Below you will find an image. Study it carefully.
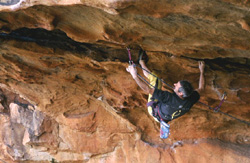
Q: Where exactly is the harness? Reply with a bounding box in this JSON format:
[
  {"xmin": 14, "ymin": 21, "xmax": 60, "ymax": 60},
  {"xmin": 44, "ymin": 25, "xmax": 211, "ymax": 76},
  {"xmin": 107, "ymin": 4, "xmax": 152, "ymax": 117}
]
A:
[{"xmin": 147, "ymin": 100, "xmax": 185, "ymax": 123}]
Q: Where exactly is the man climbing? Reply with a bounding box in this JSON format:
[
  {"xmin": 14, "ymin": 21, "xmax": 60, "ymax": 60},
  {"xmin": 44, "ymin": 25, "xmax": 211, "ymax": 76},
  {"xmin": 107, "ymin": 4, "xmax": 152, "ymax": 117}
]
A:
[{"xmin": 126, "ymin": 49, "xmax": 205, "ymax": 139}]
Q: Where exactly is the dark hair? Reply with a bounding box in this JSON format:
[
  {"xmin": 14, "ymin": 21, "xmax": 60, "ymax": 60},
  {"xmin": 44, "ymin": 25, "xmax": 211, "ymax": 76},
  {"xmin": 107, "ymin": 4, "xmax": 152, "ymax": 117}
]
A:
[{"xmin": 178, "ymin": 80, "xmax": 194, "ymax": 98}]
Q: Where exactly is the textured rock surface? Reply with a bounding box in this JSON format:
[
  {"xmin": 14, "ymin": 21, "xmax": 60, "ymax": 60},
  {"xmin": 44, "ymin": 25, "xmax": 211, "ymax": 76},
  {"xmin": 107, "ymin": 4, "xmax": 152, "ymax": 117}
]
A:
[{"xmin": 0, "ymin": 0, "xmax": 250, "ymax": 162}]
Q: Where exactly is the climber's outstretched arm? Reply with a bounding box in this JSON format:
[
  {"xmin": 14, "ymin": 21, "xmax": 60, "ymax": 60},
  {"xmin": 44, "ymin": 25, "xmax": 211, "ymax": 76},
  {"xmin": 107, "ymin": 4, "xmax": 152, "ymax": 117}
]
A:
[
  {"xmin": 139, "ymin": 60, "xmax": 151, "ymax": 78},
  {"xmin": 126, "ymin": 64, "xmax": 154, "ymax": 95},
  {"xmin": 196, "ymin": 61, "xmax": 205, "ymax": 94}
]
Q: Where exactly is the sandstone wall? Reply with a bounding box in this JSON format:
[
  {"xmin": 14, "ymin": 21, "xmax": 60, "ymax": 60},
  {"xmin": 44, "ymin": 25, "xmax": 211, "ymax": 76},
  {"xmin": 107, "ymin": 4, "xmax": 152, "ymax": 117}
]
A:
[{"xmin": 0, "ymin": 0, "xmax": 249, "ymax": 162}]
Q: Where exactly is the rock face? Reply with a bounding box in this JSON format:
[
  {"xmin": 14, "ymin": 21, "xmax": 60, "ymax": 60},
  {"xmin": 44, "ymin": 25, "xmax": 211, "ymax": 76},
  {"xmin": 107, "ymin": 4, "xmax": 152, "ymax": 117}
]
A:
[{"xmin": 0, "ymin": 0, "xmax": 249, "ymax": 162}]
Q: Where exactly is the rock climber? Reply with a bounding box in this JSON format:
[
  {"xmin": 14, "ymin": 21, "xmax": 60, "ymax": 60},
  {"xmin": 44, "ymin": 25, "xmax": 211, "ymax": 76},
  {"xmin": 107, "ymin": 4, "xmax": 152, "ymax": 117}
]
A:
[{"xmin": 126, "ymin": 49, "xmax": 205, "ymax": 138}]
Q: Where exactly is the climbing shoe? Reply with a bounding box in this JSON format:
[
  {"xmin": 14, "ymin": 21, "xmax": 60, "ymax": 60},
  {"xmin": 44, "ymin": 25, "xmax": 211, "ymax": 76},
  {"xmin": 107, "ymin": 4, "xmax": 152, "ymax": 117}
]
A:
[
  {"xmin": 138, "ymin": 48, "xmax": 149, "ymax": 64},
  {"xmin": 160, "ymin": 120, "xmax": 170, "ymax": 139}
]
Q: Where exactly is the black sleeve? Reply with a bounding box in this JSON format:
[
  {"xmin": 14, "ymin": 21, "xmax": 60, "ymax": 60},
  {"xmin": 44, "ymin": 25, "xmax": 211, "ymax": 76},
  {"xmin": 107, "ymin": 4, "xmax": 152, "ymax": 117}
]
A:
[
  {"xmin": 193, "ymin": 91, "xmax": 200, "ymax": 103},
  {"xmin": 152, "ymin": 89, "xmax": 171, "ymax": 103}
]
